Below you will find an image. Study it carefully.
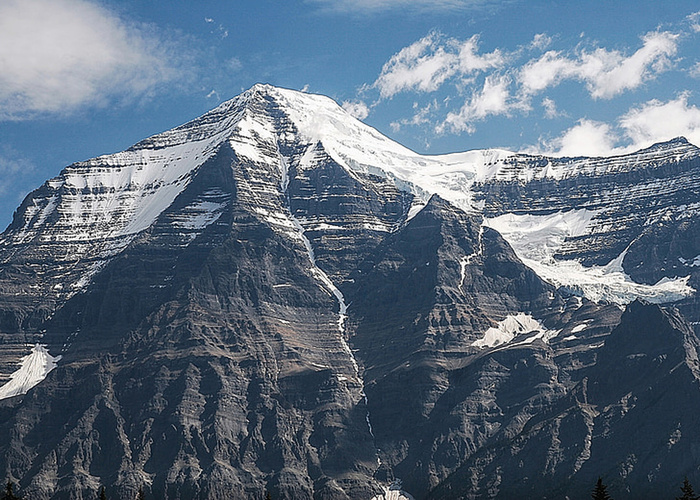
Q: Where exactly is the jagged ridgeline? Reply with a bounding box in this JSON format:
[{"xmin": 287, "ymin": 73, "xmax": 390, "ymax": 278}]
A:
[{"xmin": 0, "ymin": 85, "xmax": 699, "ymax": 499}]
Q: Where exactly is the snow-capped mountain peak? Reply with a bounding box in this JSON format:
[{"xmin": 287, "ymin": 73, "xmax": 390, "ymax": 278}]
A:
[{"xmin": 2, "ymin": 84, "xmax": 699, "ymax": 308}]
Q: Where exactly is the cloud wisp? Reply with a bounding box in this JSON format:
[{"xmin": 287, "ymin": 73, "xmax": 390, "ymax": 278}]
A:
[
  {"xmin": 307, "ymin": 0, "xmax": 505, "ymax": 14},
  {"xmin": 0, "ymin": 0, "xmax": 184, "ymax": 120},
  {"xmin": 440, "ymin": 75, "xmax": 518, "ymax": 133}
]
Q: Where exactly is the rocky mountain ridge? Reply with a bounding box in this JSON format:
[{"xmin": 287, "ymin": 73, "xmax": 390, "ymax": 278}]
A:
[{"xmin": 0, "ymin": 85, "xmax": 698, "ymax": 499}]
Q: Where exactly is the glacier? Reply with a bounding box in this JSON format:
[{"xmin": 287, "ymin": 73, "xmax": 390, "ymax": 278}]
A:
[{"xmin": 485, "ymin": 210, "xmax": 695, "ymax": 304}]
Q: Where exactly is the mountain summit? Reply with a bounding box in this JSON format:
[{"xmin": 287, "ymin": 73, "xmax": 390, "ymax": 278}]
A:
[{"xmin": 0, "ymin": 85, "xmax": 699, "ymax": 499}]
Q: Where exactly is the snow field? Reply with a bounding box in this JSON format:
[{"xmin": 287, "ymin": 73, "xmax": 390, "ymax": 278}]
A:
[
  {"xmin": 0, "ymin": 344, "xmax": 62, "ymax": 400},
  {"xmin": 472, "ymin": 313, "xmax": 559, "ymax": 348}
]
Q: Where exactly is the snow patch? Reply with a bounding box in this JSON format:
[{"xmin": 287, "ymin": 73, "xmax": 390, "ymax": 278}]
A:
[
  {"xmin": 0, "ymin": 344, "xmax": 62, "ymax": 400},
  {"xmin": 571, "ymin": 322, "xmax": 590, "ymax": 333},
  {"xmin": 486, "ymin": 209, "xmax": 597, "ymax": 263},
  {"xmin": 459, "ymin": 226, "xmax": 484, "ymax": 293},
  {"xmin": 371, "ymin": 480, "xmax": 415, "ymax": 500},
  {"xmin": 172, "ymin": 200, "xmax": 227, "ymax": 231},
  {"xmin": 405, "ymin": 201, "xmax": 427, "ymax": 222},
  {"xmin": 472, "ymin": 313, "xmax": 557, "ymax": 348},
  {"xmin": 679, "ymin": 255, "xmax": 700, "ymax": 267},
  {"xmin": 485, "ymin": 210, "xmax": 695, "ymax": 304}
]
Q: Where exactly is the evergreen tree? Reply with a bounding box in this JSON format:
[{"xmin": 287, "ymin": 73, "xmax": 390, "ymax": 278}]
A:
[
  {"xmin": 1, "ymin": 481, "xmax": 20, "ymax": 500},
  {"xmin": 591, "ymin": 477, "xmax": 612, "ymax": 500},
  {"xmin": 137, "ymin": 487, "xmax": 145, "ymax": 500},
  {"xmin": 265, "ymin": 491, "xmax": 272, "ymax": 500},
  {"xmin": 677, "ymin": 477, "xmax": 699, "ymax": 500},
  {"xmin": 99, "ymin": 486, "xmax": 107, "ymax": 500}
]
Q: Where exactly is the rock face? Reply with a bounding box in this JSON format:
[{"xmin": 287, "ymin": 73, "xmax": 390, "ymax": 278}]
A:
[
  {"xmin": 473, "ymin": 137, "xmax": 700, "ymax": 268},
  {"xmin": 0, "ymin": 85, "xmax": 699, "ymax": 499},
  {"xmin": 424, "ymin": 299, "xmax": 700, "ymax": 499}
]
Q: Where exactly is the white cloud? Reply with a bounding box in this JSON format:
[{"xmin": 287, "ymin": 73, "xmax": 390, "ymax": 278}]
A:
[
  {"xmin": 584, "ymin": 31, "xmax": 678, "ymax": 99},
  {"xmin": 541, "ymin": 97, "xmax": 560, "ymax": 119},
  {"xmin": 440, "ymin": 75, "xmax": 515, "ymax": 133},
  {"xmin": 373, "ymin": 33, "xmax": 504, "ymax": 99},
  {"xmin": 455, "ymin": 36, "xmax": 505, "ymax": 73},
  {"xmin": 518, "ymin": 31, "xmax": 679, "ymax": 99},
  {"xmin": 0, "ymin": 0, "xmax": 181, "ymax": 120},
  {"xmin": 619, "ymin": 93, "xmax": 700, "ymax": 149},
  {"xmin": 538, "ymin": 119, "xmax": 620, "ymax": 157},
  {"xmin": 342, "ymin": 100, "xmax": 370, "ymax": 120},
  {"xmin": 391, "ymin": 100, "xmax": 440, "ymax": 131},
  {"xmin": 374, "ymin": 33, "xmax": 456, "ymax": 98},
  {"xmin": 687, "ymin": 11, "xmax": 700, "ymax": 33},
  {"xmin": 532, "ymin": 94, "xmax": 700, "ymax": 157},
  {"xmin": 530, "ymin": 33, "xmax": 552, "ymax": 51},
  {"xmin": 363, "ymin": 20, "xmax": 689, "ymax": 141},
  {"xmin": 519, "ymin": 50, "xmax": 579, "ymax": 94},
  {"xmin": 690, "ymin": 62, "xmax": 700, "ymax": 79}
]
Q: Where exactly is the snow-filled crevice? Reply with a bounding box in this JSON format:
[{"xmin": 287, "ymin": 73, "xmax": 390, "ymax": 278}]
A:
[
  {"xmin": 459, "ymin": 225, "xmax": 484, "ymax": 294},
  {"xmin": 288, "ymin": 195, "xmax": 379, "ymax": 453},
  {"xmin": 289, "ymin": 215, "xmax": 349, "ymax": 334},
  {"xmin": 278, "ymin": 148, "xmax": 381, "ymax": 464},
  {"xmin": 0, "ymin": 344, "xmax": 62, "ymax": 400}
]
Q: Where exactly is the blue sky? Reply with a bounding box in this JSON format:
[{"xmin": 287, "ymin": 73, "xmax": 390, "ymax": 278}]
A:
[{"xmin": 1, "ymin": 0, "xmax": 700, "ymax": 229}]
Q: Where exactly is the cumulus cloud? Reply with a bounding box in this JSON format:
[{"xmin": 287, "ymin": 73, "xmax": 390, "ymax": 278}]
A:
[
  {"xmin": 0, "ymin": 0, "xmax": 182, "ymax": 120},
  {"xmin": 374, "ymin": 33, "xmax": 457, "ymax": 98},
  {"xmin": 519, "ymin": 50, "xmax": 578, "ymax": 95},
  {"xmin": 359, "ymin": 11, "xmax": 696, "ymax": 144},
  {"xmin": 532, "ymin": 94, "xmax": 700, "ymax": 157},
  {"xmin": 536, "ymin": 119, "xmax": 620, "ymax": 157},
  {"xmin": 373, "ymin": 32, "xmax": 504, "ymax": 99},
  {"xmin": 456, "ymin": 36, "xmax": 505, "ymax": 73},
  {"xmin": 518, "ymin": 31, "xmax": 679, "ymax": 99},
  {"xmin": 585, "ymin": 31, "xmax": 678, "ymax": 99},
  {"xmin": 619, "ymin": 93, "xmax": 700, "ymax": 149}
]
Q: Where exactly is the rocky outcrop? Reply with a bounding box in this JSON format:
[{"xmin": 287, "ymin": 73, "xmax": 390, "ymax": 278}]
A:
[
  {"xmin": 345, "ymin": 195, "xmax": 612, "ymax": 498},
  {"xmin": 427, "ymin": 300, "xmax": 700, "ymax": 499}
]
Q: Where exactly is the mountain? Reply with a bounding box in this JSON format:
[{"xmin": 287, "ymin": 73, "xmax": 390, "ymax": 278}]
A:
[{"xmin": 0, "ymin": 84, "xmax": 699, "ymax": 499}]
